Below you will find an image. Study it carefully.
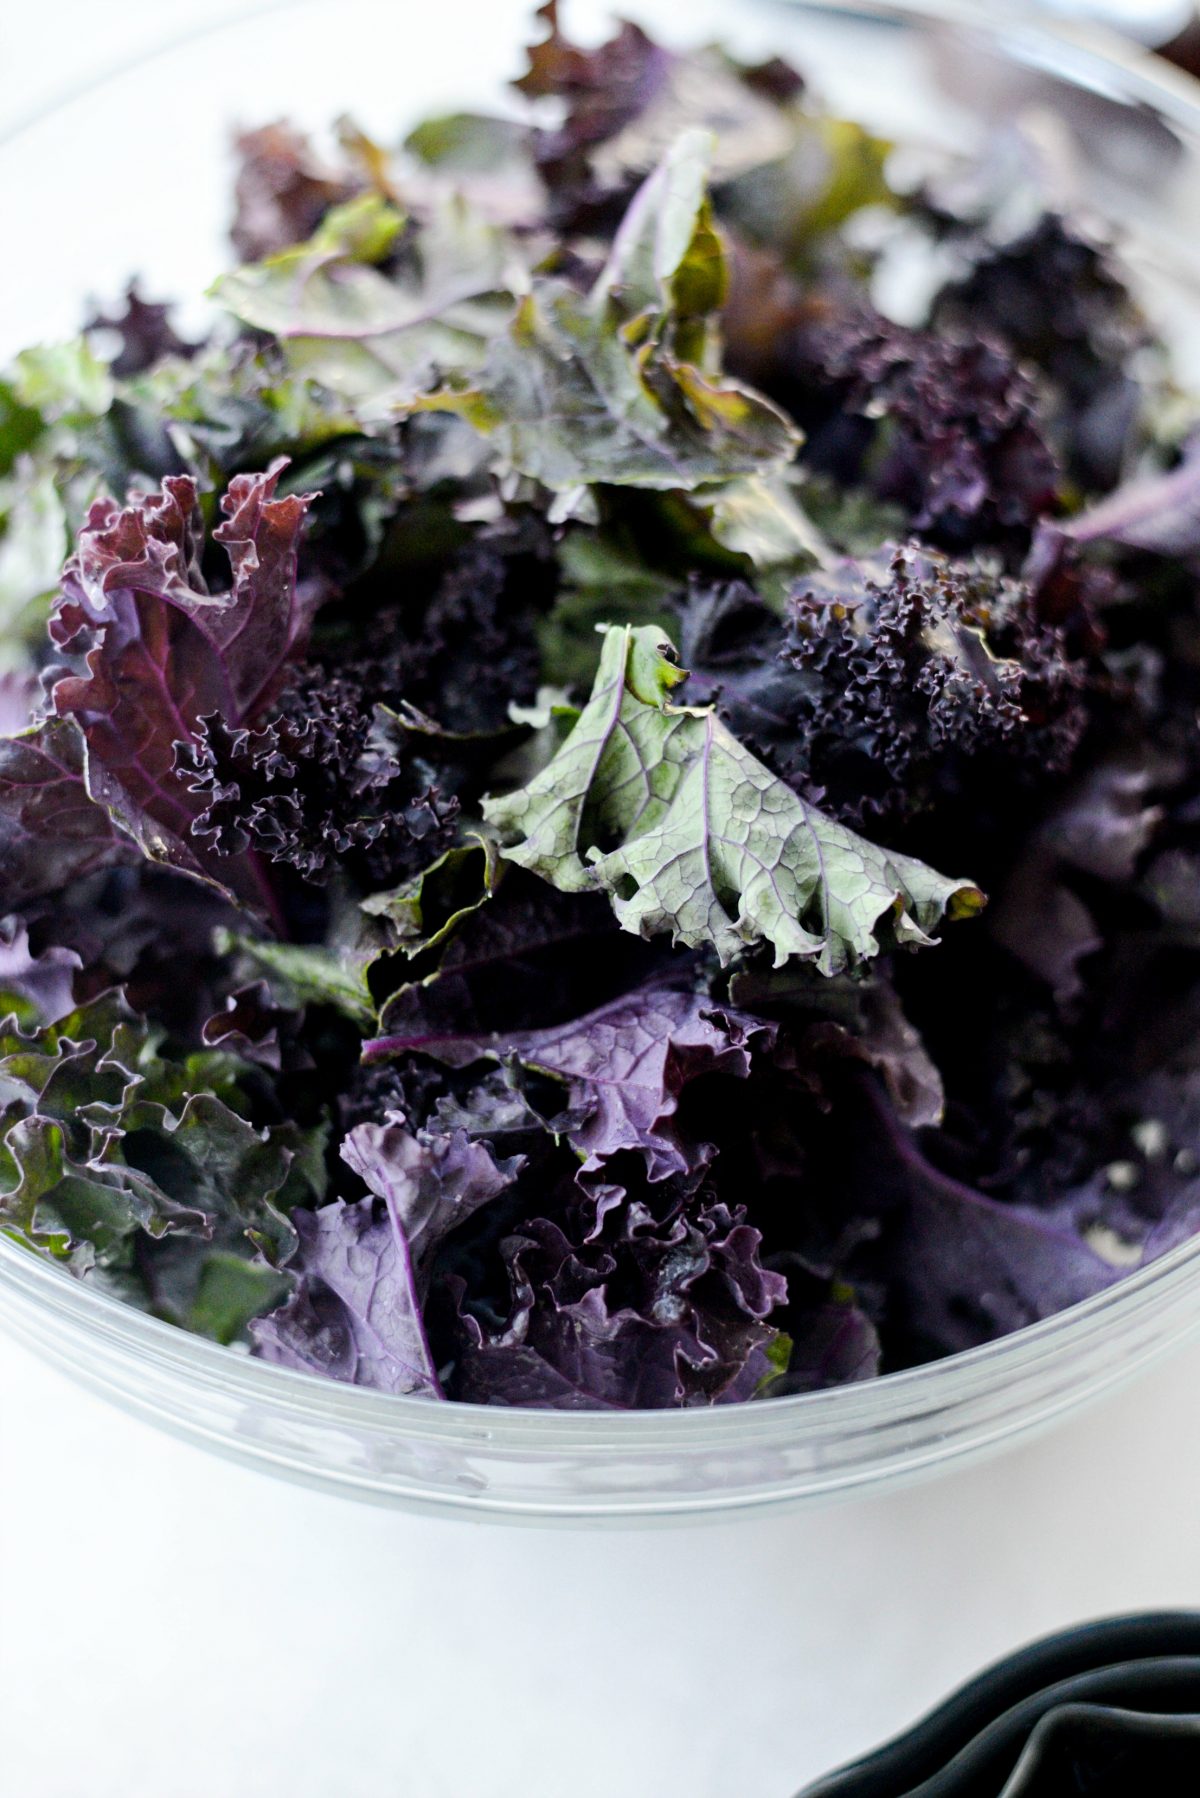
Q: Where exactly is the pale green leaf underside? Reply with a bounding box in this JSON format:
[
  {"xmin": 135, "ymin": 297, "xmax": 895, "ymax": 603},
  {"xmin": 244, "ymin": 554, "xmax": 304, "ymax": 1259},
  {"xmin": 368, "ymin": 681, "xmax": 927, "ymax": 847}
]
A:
[{"xmin": 482, "ymin": 625, "xmax": 983, "ymax": 974}]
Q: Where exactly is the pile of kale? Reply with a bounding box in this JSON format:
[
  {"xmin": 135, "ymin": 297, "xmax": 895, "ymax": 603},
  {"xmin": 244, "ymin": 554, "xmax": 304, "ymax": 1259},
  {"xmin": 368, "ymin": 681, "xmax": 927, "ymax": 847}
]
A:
[{"xmin": 2, "ymin": 4, "xmax": 1200, "ymax": 1408}]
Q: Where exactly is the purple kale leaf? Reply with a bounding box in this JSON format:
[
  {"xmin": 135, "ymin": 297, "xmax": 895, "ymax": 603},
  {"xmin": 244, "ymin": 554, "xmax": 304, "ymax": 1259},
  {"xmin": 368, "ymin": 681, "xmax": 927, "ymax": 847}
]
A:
[
  {"xmin": 1054, "ymin": 435, "xmax": 1200, "ymax": 560},
  {"xmin": 414, "ymin": 532, "xmax": 549, "ymax": 738},
  {"xmin": 230, "ymin": 121, "xmax": 358, "ymax": 262},
  {"xmin": 837, "ymin": 1078, "xmax": 1121, "ymax": 1361},
  {"xmin": 252, "ymin": 1115, "xmax": 520, "ymax": 1394},
  {"xmin": 372, "ymin": 870, "xmax": 665, "ymax": 1049},
  {"xmin": 786, "ymin": 306, "xmax": 1060, "ymax": 552},
  {"xmin": 359, "ymin": 973, "xmax": 795, "ymax": 1406},
  {"xmin": 54, "ymin": 462, "xmax": 317, "ymax": 715},
  {"xmin": 729, "ymin": 962, "xmax": 945, "ymax": 1129},
  {"xmin": 931, "ymin": 214, "xmax": 1147, "ymax": 492},
  {"xmin": 250, "ymin": 1201, "xmax": 440, "ymax": 1395},
  {"xmin": 988, "ymin": 752, "xmax": 1166, "ymax": 1000},
  {"xmin": 0, "ymin": 715, "xmax": 133, "ymax": 909},
  {"xmin": 513, "ymin": 2, "xmax": 802, "ymax": 238},
  {"xmin": 769, "ymin": 1298, "xmax": 881, "ymax": 1395},
  {"xmin": 20, "ymin": 861, "xmax": 245, "ymax": 1044},
  {"xmin": 369, "ymin": 983, "xmax": 775, "ymax": 1182},
  {"xmin": 201, "ymin": 980, "xmax": 306, "ymax": 1073},
  {"xmin": 680, "ymin": 546, "xmax": 1088, "ymax": 831},
  {"xmin": 451, "ymin": 1188, "xmax": 787, "ymax": 1409},
  {"xmin": 513, "ymin": 2, "xmax": 681, "ymax": 230},
  {"xmin": 0, "ymin": 914, "xmax": 80, "ymax": 1026},
  {"xmin": 178, "ymin": 522, "xmax": 547, "ymax": 890},
  {"xmin": 41, "ymin": 464, "xmax": 318, "ymax": 910},
  {"xmin": 342, "ymin": 1116, "xmax": 521, "ymax": 1269},
  {"xmin": 86, "ymin": 283, "xmax": 199, "ymax": 379},
  {"xmin": 783, "ymin": 546, "xmax": 1088, "ymax": 819},
  {"xmin": 180, "ymin": 670, "xmax": 460, "ymax": 889},
  {"xmin": 251, "ymin": 1196, "xmax": 440, "ymax": 1393}
]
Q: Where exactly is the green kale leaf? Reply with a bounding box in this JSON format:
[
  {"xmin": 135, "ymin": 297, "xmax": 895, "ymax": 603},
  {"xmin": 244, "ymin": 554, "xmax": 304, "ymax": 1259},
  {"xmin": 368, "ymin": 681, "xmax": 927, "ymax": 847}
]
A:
[
  {"xmin": 211, "ymin": 192, "xmax": 521, "ymax": 415},
  {"xmin": 422, "ymin": 130, "xmax": 799, "ymax": 497},
  {"xmin": 482, "ymin": 624, "xmax": 983, "ymax": 973},
  {"xmin": 0, "ymin": 991, "xmax": 313, "ymax": 1277}
]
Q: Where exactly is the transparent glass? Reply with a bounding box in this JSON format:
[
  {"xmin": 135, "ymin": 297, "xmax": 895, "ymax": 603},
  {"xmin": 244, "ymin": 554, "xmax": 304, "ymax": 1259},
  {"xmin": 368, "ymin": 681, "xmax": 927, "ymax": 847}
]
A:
[{"xmin": 4, "ymin": 0, "xmax": 1200, "ymax": 1521}]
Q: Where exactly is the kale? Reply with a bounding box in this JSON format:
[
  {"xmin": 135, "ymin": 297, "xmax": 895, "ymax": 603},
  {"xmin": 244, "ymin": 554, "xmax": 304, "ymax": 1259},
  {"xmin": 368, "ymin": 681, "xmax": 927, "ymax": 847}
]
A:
[
  {"xmin": 932, "ymin": 214, "xmax": 1148, "ymax": 491},
  {"xmin": 681, "ymin": 544, "xmax": 1089, "ymax": 830},
  {"xmin": 783, "ymin": 306, "xmax": 1061, "ymax": 553},
  {"xmin": 1, "ymin": 10, "xmax": 1197, "ymax": 1411},
  {"xmin": 180, "ymin": 668, "xmax": 461, "ymax": 889},
  {"xmin": 230, "ymin": 121, "xmax": 359, "ymax": 262}
]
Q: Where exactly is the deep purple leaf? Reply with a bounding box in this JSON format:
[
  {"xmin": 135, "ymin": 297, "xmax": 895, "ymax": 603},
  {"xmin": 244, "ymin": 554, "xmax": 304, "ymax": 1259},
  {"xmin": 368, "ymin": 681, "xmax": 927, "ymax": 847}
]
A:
[
  {"xmin": 783, "ymin": 1300, "xmax": 881, "ymax": 1393},
  {"xmin": 45, "ymin": 464, "xmax": 316, "ymax": 908},
  {"xmin": 0, "ymin": 716, "xmax": 132, "ymax": 909},
  {"xmin": 989, "ymin": 754, "xmax": 1165, "ymax": 998},
  {"xmin": 369, "ymin": 983, "xmax": 776, "ymax": 1180},
  {"xmin": 373, "ymin": 873, "xmax": 662, "ymax": 1047},
  {"xmin": 453, "ymin": 1201, "xmax": 787, "ymax": 1409},
  {"xmin": 858, "ymin": 1082, "xmax": 1120, "ymax": 1357},
  {"xmin": 340, "ymin": 1113, "xmax": 521, "ymax": 1272},
  {"xmin": 0, "ymin": 914, "xmax": 80, "ymax": 1024}
]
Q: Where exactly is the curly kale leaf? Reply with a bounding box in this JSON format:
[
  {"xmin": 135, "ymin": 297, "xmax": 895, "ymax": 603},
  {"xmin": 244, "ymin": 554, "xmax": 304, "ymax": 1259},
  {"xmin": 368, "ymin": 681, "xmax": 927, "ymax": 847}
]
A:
[
  {"xmin": 179, "ymin": 671, "xmax": 460, "ymax": 891},
  {"xmin": 0, "ymin": 990, "xmax": 311, "ymax": 1289},
  {"xmin": 931, "ymin": 214, "xmax": 1147, "ymax": 492},
  {"xmin": 781, "ymin": 545, "xmax": 1088, "ymax": 823},
  {"xmin": 482, "ymin": 623, "xmax": 983, "ymax": 973},
  {"xmin": 178, "ymin": 527, "xmax": 545, "ymax": 895},
  {"xmin": 28, "ymin": 465, "xmax": 320, "ymax": 915},
  {"xmin": 786, "ymin": 304, "xmax": 1060, "ymax": 553},
  {"xmin": 0, "ymin": 915, "xmax": 80, "ymax": 1027},
  {"xmin": 678, "ymin": 544, "xmax": 1090, "ymax": 832},
  {"xmin": 453, "ymin": 1198, "xmax": 787, "ymax": 1410}
]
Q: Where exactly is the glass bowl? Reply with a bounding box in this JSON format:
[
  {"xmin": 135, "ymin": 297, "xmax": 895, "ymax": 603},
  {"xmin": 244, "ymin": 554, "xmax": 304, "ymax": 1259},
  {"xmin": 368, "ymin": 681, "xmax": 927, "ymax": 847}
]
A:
[{"xmin": 4, "ymin": 0, "xmax": 1200, "ymax": 1521}]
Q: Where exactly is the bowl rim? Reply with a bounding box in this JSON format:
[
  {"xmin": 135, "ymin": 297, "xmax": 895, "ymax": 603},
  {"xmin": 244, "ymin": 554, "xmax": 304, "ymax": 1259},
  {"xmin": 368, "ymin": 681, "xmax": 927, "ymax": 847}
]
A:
[
  {"xmin": 5, "ymin": 1216, "xmax": 1200, "ymax": 1446},
  {"xmin": 4, "ymin": 0, "xmax": 1200, "ymax": 1454}
]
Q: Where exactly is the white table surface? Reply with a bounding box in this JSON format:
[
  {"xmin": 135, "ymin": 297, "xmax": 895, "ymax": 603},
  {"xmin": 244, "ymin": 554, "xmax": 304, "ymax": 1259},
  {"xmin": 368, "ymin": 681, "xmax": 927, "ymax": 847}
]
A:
[
  {"xmin": 7, "ymin": 1333, "xmax": 1200, "ymax": 1798},
  {"xmin": 5, "ymin": 5, "xmax": 1200, "ymax": 1795}
]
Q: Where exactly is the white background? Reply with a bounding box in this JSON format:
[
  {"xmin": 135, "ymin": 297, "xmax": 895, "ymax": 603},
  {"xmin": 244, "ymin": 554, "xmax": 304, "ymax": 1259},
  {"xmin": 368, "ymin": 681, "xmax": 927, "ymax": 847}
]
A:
[
  {"xmin": 8, "ymin": 1332, "xmax": 1200, "ymax": 1798},
  {"xmin": 5, "ymin": 5, "xmax": 1200, "ymax": 1796}
]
